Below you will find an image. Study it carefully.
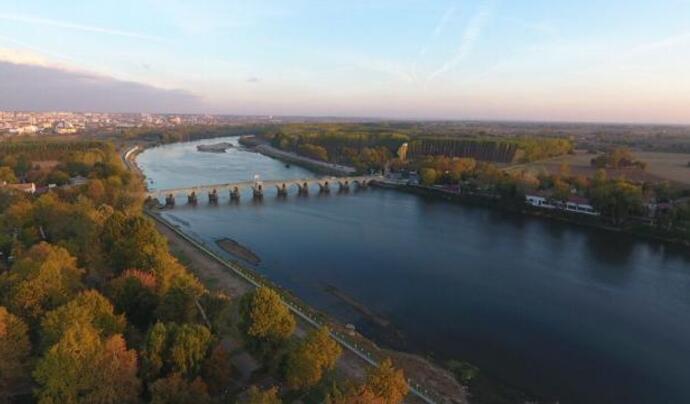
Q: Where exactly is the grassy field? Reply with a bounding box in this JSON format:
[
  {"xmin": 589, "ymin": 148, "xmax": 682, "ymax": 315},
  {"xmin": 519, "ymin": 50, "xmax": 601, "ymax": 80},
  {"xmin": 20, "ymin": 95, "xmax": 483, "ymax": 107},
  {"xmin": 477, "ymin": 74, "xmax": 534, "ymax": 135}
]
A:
[{"xmin": 506, "ymin": 150, "xmax": 690, "ymax": 186}]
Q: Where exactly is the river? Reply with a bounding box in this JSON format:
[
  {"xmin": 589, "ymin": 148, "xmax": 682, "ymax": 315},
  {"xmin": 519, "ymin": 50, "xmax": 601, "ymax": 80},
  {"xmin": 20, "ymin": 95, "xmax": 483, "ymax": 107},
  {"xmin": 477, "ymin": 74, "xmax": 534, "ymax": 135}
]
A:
[{"xmin": 138, "ymin": 137, "xmax": 690, "ymax": 403}]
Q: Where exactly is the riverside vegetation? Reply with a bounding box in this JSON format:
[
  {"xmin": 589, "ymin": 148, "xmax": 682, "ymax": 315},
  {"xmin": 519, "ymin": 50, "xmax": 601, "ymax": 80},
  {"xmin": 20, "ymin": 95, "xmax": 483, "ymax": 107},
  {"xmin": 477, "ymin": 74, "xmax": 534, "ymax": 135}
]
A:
[{"xmin": 0, "ymin": 138, "xmax": 408, "ymax": 403}]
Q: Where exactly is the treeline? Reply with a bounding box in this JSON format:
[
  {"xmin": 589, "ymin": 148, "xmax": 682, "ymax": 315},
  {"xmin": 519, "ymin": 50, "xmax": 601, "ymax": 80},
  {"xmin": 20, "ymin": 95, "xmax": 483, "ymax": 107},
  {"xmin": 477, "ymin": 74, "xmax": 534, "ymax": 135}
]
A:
[
  {"xmin": 124, "ymin": 125, "xmax": 273, "ymax": 145},
  {"xmin": 0, "ymin": 140, "xmax": 409, "ymax": 403},
  {"xmin": 590, "ymin": 148, "xmax": 647, "ymax": 169},
  {"xmin": 407, "ymin": 137, "xmax": 573, "ymax": 163},
  {"xmin": 260, "ymin": 123, "xmax": 573, "ymax": 172},
  {"xmin": 268, "ymin": 128, "xmax": 407, "ymax": 171},
  {"xmin": 409, "ymin": 156, "xmax": 690, "ymax": 238},
  {"xmin": 0, "ymin": 139, "xmax": 105, "ymax": 161}
]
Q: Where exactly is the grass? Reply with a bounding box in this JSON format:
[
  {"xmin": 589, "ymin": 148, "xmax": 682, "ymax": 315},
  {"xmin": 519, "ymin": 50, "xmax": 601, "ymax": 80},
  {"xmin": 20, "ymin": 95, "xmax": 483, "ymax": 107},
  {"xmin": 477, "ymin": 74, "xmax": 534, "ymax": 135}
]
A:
[{"xmin": 507, "ymin": 150, "xmax": 690, "ymax": 187}]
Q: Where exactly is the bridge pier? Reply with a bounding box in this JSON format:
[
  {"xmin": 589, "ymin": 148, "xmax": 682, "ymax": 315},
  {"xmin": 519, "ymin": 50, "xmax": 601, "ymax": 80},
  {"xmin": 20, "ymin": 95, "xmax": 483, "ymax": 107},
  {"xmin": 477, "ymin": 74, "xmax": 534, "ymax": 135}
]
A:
[
  {"xmin": 165, "ymin": 193, "xmax": 175, "ymax": 208},
  {"xmin": 208, "ymin": 189, "xmax": 219, "ymax": 205},
  {"xmin": 338, "ymin": 180, "xmax": 350, "ymax": 193},
  {"xmin": 276, "ymin": 183, "xmax": 288, "ymax": 197},
  {"xmin": 297, "ymin": 182, "xmax": 309, "ymax": 196},
  {"xmin": 357, "ymin": 179, "xmax": 368, "ymax": 189},
  {"xmin": 253, "ymin": 184, "xmax": 263, "ymax": 200},
  {"xmin": 229, "ymin": 186, "xmax": 240, "ymax": 202},
  {"xmin": 319, "ymin": 181, "xmax": 330, "ymax": 194},
  {"xmin": 188, "ymin": 191, "xmax": 198, "ymax": 205}
]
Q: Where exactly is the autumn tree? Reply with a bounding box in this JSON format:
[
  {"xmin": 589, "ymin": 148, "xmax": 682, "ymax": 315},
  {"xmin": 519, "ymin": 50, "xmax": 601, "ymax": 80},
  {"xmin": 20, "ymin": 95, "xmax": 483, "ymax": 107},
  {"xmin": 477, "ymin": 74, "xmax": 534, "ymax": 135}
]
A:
[
  {"xmin": 108, "ymin": 269, "xmax": 159, "ymax": 329},
  {"xmin": 141, "ymin": 322, "xmax": 213, "ymax": 380},
  {"xmin": 202, "ymin": 344, "xmax": 233, "ymax": 395},
  {"xmin": 420, "ymin": 167, "xmax": 438, "ymax": 186},
  {"xmin": 100, "ymin": 212, "xmax": 169, "ymax": 274},
  {"xmin": 245, "ymin": 385, "xmax": 282, "ymax": 404},
  {"xmin": 285, "ymin": 327, "xmax": 342, "ymax": 390},
  {"xmin": 329, "ymin": 358, "xmax": 408, "ymax": 404},
  {"xmin": 0, "ymin": 307, "xmax": 31, "ymax": 397},
  {"xmin": 34, "ymin": 324, "xmax": 141, "ymax": 403},
  {"xmin": 0, "ymin": 242, "xmax": 83, "ymax": 321},
  {"xmin": 40, "ymin": 290, "xmax": 125, "ymax": 350},
  {"xmin": 363, "ymin": 358, "xmax": 408, "ymax": 403},
  {"xmin": 155, "ymin": 273, "xmax": 205, "ymax": 323},
  {"xmin": 149, "ymin": 373, "xmax": 211, "ymax": 404},
  {"xmin": 240, "ymin": 287, "xmax": 295, "ymax": 349}
]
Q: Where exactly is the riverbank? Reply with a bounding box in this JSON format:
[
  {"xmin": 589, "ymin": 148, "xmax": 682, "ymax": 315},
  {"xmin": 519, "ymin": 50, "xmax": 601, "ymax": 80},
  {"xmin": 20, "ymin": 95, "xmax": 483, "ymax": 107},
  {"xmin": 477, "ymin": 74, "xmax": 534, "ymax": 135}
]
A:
[
  {"xmin": 239, "ymin": 136, "xmax": 357, "ymax": 176},
  {"xmin": 375, "ymin": 180, "xmax": 690, "ymax": 248},
  {"xmin": 147, "ymin": 209, "xmax": 466, "ymax": 403}
]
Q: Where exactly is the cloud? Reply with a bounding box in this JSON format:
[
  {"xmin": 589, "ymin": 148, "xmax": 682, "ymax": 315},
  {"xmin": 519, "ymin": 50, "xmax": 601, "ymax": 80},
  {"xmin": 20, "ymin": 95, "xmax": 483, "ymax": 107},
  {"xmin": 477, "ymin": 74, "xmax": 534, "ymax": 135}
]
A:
[
  {"xmin": 0, "ymin": 13, "xmax": 163, "ymax": 41},
  {"xmin": 246, "ymin": 76, "xmax": 260, "ymax": 83},
  {"xmin": 0, "ymin": 61, "xmax": 205, "ymax": 113},
  {"xmin": 428, "ymin": 1, "xmax": 493, "ymax": 81},
  {"xmin": 419, "ymin": 5, "xmax": 458, "ymax": 57}
]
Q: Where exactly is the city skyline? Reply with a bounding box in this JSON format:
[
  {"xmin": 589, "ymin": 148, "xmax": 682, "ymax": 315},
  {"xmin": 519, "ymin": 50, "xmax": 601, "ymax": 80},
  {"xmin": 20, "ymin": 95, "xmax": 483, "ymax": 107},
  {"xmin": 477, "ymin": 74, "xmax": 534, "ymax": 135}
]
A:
[{"xmin": 1, "ymin": 1, "xmax": 690, "ymax": 124}]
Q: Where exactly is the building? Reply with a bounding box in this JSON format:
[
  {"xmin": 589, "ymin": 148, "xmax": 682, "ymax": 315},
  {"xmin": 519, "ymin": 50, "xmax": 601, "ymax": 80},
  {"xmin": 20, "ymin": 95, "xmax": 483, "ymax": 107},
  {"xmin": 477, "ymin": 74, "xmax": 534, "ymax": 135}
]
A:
[
  {"xmin": 526, "ymin": 193, "xmax": 599, "ymax": 215},
  {"xmin": 2, "ymin": 182, "xmax": 36, "ymax": 194}
]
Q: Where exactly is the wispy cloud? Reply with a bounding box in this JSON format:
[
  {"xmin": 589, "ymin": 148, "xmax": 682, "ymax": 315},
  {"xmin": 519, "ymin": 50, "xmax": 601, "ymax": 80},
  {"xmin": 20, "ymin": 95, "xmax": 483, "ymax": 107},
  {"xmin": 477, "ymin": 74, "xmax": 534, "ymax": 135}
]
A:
[
  {"xmin": 419, "ymin": 5, "xmax": 458, "ymax": 57},
  {"xmin": 428, "ymin": 1, "xmax": 493, "ymax": 81},
  {"xmin": 0, "ymin": 13, "xmax": 163, "ymax": 41}
]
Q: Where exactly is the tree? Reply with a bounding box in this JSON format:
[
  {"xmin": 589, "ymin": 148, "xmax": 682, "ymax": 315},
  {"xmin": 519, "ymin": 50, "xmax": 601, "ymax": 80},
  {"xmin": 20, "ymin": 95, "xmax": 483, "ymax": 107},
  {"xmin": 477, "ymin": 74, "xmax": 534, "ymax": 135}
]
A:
[
  {"xmin": 149, "ymin": 373, "xmax": 211, "ymax": 404},
  {"xmin": 168, "ymin": 323, "xmax": 213, "ymax": 376},
  {"xmin": 34, "ymin": 324, "xmax": 141, "ymax": 403},
  {"xmin": 0, "ymin": 166, "xmax": 17, "ymax": 183},
  {"xmin": 0, "ymin": 307, "xmax": 31, "ymax": 396},
  {"xmin": 420, "ymin": 168, "xmax": 438, "ymax": 186},
  {"xmin": 155, "ymin": 273, "xmax": 204, "ymax": 323},
  {"xmin": 590, "ymin": 180, "xmax": 644, "ymax": 225},
  {"xmin": 108, "ymin": 269, "xmax": 159, "ymax": 329},
  {"xmin": 202, "ymin": 344, "xmax": 233, "ymax": 395},
  {"xmin": 141, "ymin": 322, "xmax": 213, "ymax": 380},
  {"xmin": 0, "ymin": 242, "xmax": 83, "ymax": 321},
  {"xmin": 363, "ymin": 358, "xmax": 408, "ymax": 403},
  {"xmin": 141, "ymin": 322, "xmax": 169, "ymax": 381},
  {"xmin": 100, "ymin": 212, "xmax": 169, "ymax": 275},
  {"xmin": 245, "ymin": 385, "xmax": 281, "ymax": 404},
  {"xmin": 240, "ymin": 287, "xmax": 295, "ymax": 344},
  {"xmin": 285, "ymin": 327, "xmax": 342, "ymax": 390},
  {"xmin": 40, "ymin": 290, "xmax": 125, "ymax": 350}
]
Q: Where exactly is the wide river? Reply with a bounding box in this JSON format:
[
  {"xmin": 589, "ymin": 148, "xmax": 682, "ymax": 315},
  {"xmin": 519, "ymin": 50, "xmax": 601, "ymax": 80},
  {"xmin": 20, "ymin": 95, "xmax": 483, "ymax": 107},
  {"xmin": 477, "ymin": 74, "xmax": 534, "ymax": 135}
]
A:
[{"xmin": 139, "ymin": 137, "xmax": 690, "ymax": 403}]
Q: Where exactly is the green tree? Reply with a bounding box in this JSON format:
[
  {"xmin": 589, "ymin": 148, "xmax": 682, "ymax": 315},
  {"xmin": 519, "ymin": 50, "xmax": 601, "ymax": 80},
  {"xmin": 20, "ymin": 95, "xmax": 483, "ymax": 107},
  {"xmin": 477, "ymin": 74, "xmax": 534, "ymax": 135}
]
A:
[
  {"xmin": 34, "ymin": 324, "xmax": 141, "ymax": 404},
  {"xmin": 100, "ymin": 212, "xmax": 169, "ymax": 274},
  {"xmin": 40, "ymin": 290, "xmax": 125, "ymax": 350},
  {"xmin": 0, "ymin": 307, "xmax": 31, "ymax": 397},
  {"xmin": 240, "ymin": 287, "xmax": 295, "ymax": 345},
  {"xmin": 0, "ymin": 242, "xmax": 84, "ymax": 321},
  {"xmin": 285, "ymin": 327, "xmax": 342, "ymax": 390},
  {"xmin": 149, "ymin": 373, "xmax": 211, "ymax": 404},
  {"xmin": 141, "ymin": 322, "xmax": 213, "ymax": 379},
  {"xmin": 420, "ymin": 168, "xmax": 438, "ymax": 186},
  {"xmin": 155, "ymin": 273, "xmax": 204, "ymax": 323},
  {"xmin": 0, "ymin": 166, "xmax": 17, "ymax": 183}
]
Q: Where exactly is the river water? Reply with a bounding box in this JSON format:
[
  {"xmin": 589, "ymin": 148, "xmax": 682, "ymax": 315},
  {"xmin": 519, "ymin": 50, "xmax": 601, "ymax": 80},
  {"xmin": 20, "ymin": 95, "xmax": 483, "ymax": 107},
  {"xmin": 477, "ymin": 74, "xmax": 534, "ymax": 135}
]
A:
[{"xmin": 139, "ymin": 137, "xmax": 690, "ymax": 403}]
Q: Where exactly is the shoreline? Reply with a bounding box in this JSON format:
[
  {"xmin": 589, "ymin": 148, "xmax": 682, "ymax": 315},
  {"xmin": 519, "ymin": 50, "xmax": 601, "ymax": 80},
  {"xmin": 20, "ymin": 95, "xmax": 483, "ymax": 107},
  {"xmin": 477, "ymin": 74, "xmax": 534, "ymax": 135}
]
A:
[
  {"xmin": 374, "ymin": 181, "xmax": 690, "ymax": 248},
  {"xmin": 147, "ymin": 210, "xmax": 463, "ymax": 403}
]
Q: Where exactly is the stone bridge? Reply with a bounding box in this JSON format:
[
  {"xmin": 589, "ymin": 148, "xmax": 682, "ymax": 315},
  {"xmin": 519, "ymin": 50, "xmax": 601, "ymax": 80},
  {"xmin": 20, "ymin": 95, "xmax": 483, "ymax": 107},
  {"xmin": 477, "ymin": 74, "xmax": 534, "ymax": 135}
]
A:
[{"xmin": 147, "ymin": 175, "xmax": 382, "ymax": 206}]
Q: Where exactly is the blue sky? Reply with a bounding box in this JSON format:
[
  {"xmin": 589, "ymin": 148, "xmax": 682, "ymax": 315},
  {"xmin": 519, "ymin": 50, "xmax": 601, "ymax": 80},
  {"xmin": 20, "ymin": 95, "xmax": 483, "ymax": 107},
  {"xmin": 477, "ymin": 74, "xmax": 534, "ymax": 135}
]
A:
[{"xmin": 1, "ymin": 0, "xmax": 690, "ymax": 123}]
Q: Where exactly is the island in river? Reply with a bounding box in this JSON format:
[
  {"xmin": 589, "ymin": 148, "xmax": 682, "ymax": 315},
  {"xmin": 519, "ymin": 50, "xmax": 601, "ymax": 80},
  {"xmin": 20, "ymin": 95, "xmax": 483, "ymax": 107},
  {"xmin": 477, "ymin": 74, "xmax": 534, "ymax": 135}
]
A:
[
  {"xmin": 216, "ymin": 238, "xmax": 261, "ymax": 265},
  {"xmin": 138, "ymin": 136, "xmax": 690, "ymax": 404}
]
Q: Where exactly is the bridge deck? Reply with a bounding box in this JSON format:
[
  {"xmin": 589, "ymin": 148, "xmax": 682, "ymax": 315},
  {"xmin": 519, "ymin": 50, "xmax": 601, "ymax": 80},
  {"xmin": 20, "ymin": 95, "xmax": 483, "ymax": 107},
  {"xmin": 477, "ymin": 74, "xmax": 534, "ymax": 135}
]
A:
[{"xmin": 147, "ymin": 175, "xmax": 381, "ymax": 197}]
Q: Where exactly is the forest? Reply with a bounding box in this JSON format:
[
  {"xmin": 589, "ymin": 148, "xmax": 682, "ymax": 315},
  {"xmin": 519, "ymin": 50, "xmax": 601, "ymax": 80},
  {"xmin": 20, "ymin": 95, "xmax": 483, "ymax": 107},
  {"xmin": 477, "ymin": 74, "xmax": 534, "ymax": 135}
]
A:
[{"xmin": 0, "ymin": 139, "xmax": 408, "ymax": 403}]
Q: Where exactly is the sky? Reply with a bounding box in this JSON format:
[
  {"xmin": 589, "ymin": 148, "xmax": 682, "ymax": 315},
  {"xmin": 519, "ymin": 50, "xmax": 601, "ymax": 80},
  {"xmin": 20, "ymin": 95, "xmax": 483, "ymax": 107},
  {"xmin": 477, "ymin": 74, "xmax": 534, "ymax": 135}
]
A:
[{"xmin": 1, "ymin": 0, "xmax": 690, "ymax": 123}]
